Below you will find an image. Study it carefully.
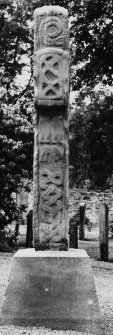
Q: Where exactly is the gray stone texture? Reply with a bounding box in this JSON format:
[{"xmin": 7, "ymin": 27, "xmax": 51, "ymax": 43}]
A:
[
  {"xmin": 33, "ymin": 6, "xmax": 69, "ymax": 250},
  {"xmin": 34, "ymin": 6, "xmax": 69, "ymax": 51},
  {"xmin": 0, "ymin": 7, "xmax": 102, "ymax": 333},
  {"xmin": 34, "ymin": 48, "xmax": 69, "ymax": 106},
  {"xmin": 1, "ymin": 249, "xmax": 101, "ymax": 334}
]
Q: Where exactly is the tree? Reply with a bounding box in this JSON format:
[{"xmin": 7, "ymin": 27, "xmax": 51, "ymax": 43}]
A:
[
  {"xmin": 70, "ymin": 0, "xmax": 113, "ymax": 90},
  {"xmin": 0, "ymin": 0, "xmax": 74, "ymax": 226},
  {"xmin": 69, "ymin": 91, "xmax": 91, "ymax": 187},
  {"xmin": 69, "ymin": 0, "xmax": 113, "ymax": 188},
  {"xmin": 0, "ymin": 0, "xmax": 34, "ymax": 227},
  {"xmin": 69, "ymin": 90, "xmax": 113, "ymax": 188},
  {"xmin": 0, "ymin": 0, "xmax": 113, "ymax": 227},
  {"xmin": 0, "ymin": 101, "xmax": 33, "ymax": 228},
  {"xmin": 0, "ymin": 0, "xmax": 71, "ymax": 227},
  {"xmin": 88, "ymin": 94, "xmax": 113, "ymax": 187}
]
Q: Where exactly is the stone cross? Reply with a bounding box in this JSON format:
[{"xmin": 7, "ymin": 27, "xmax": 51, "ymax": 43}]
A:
[{"xmin": 33, "ymin": 6, "xmax": 69, "ymax": 250}]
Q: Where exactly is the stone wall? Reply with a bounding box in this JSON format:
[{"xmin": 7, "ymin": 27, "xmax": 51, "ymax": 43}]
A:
[{"xmin": 69, "ymin": 187, "xmax": 113, "ymax": 228}]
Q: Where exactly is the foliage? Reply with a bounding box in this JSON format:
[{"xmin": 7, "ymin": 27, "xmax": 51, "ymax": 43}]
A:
[
  {"xmin": 70, "ymin": 91, "xmax": 113, "ymax": 188},
  {"xmin": 69, "ymin": 0, "xmax": 113, "ymax": 188},
  {"xmin": 0, "ymin": 0, "xmax": 33, "ymax": 227},
  {"xmin": 0, "ymin": 0, "xmax": 72, "ymax": 227},
  {"xmin": 88, "ymin": 94, "xmax": 113, "ymax": 187},
  {"xmin": 0, "ymin": 0, "xmax": 113, "ymax": 226},
  {"xmin": 70, "ymin": 0, "xmax": 113, "ymax": 90},
  {"xmin": 0, "ymin": 102, "xmax": 33, "ymax": 227}
]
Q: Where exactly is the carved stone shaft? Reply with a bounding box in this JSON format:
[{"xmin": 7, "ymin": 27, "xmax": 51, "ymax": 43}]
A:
[{"xmin": 33, "ymin": 6, "xmax": 69, "ymax": 250}]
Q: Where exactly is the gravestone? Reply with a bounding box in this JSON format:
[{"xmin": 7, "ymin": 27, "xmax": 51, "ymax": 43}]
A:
[
  {"xmin": 0, "ymin": 6, "xmax": 101, "ymax": 334},
  {"xmin": 79, "ymin": 202, "xmax": 85, "ymax": 240},
  {"xmin": 99, "ymin": 201, "xmax": 108, "ymax": 261}
]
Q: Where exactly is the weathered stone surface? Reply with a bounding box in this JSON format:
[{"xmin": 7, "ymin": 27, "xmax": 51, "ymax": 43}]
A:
[
  {"xmin": 1, "ymin": 249, "xmax": 101, "ymax": 334},
  {"xmin": 33, "ymin": 6, "xmax": 69, "ymax": 250},
  {"xmin": 34, "ymin": 6, "xmax": 69, "ymax": 51},
  {"xmin": 34, "ymin": 48, "xmax": 69, "ymax": 106},
  {"xmin": 39, "ymin": 114, "xmax": 67, "ymax": 143},
  {"xmin": 33, "ymin": 113, "xmax": 69, "ymax": 250},
  {"xmin": 39, "ymin": 145, "xmax": 64, "ymax": 248}
]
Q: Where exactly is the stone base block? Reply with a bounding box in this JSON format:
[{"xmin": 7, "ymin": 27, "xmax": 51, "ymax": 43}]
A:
[{"xmin": 0, "ymin": 249, "xmax": 101, "ymax": 333}]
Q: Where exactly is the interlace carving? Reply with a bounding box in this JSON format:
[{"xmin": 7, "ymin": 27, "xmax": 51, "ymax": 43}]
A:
[
  {"xmin": 34, "ymin": 49, "xmax": 69, "ymax": 105},
  {"xmin": 33, "ymin": 6, "xmax": 69, "ymax": 250},
  {"xmin": 40, "ymin": 169, "xmax": 63, "ymax": 222},
  {"xmin": 40, "ymin": 53, "xmax": 61, "ymax": 99}
]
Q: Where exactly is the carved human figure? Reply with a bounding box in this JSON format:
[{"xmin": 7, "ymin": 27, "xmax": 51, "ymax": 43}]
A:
[{"xmin": 33, "ymin": 6, "xmax": 69, "ymax": 250}]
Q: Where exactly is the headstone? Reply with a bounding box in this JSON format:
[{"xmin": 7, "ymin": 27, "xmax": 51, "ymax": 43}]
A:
[
  {"xmin": 69, "ymin": 218, "xmax": 78, "ymax": 248},
  {"xmin": 33, "ymin": 6, "xmax": 69, "ymax": 250},
  {"xmin": 99, "ymin": 201, "xmax": 108, "ymax": 261},
  {"xmin": 26, "ymin": 210, "xmax": 33, "ymax": 248},
  {"xmin": 79, "ymin": 202, "xmax": 85, "ymax": 240}
]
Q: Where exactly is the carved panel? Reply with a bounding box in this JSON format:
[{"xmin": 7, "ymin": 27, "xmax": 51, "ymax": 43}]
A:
[
  {"xmin": 40, "ymin": 144, "xmax": 64, "ymax": 164},
  {"xmin": 39, "ymin": 17, "xmax": 64, "ymax": 48},
  {"xmin": 39, "ymin": 115, "xmax": 64, "ymax": 143},
  {"xmin": 34, "ymin": 48, "xmax": 69, "ymax": 106},
  {"xmin": 34, "ymin": 7, "xmax": 69, "ymax": 50},
  {"xmin": 39, "ymin": 167, "xmax": 63, "ymax": 230},
  {"xmin": 39, "ymin": 145, "xmax": 64, "ymax": 227}
]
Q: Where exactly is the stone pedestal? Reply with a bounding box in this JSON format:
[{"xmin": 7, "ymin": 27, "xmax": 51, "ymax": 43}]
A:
[{"xmin": 1, "ymin": 249, "xmax": 101, "ymax": 334}]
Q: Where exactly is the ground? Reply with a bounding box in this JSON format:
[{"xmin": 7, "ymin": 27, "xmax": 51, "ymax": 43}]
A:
[{"xmin": 0, "ymin": 228, "xmax": 113, "ymax": 335}]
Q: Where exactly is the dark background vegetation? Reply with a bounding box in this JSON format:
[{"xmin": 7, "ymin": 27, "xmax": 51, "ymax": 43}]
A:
[{"xmin": 0, "ymin": 0, "xmax": 113, "ymax": 227}]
